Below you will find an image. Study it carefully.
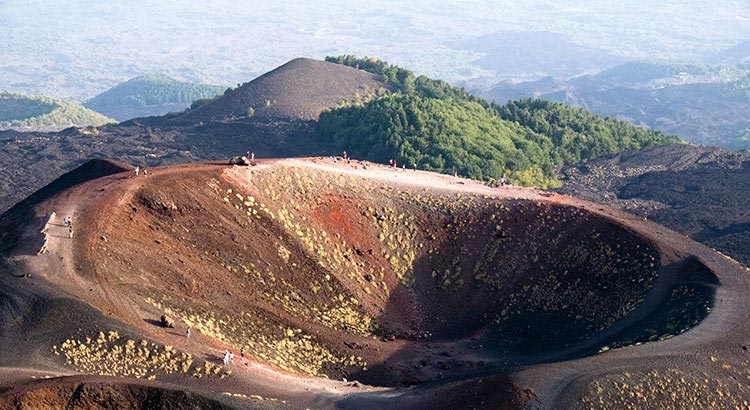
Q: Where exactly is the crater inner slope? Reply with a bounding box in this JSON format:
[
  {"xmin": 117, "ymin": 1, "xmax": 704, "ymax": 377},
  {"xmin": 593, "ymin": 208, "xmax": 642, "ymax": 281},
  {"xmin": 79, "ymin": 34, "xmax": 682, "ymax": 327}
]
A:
[{"xmin": 53, "ymin": 158, "xmax": 717, "ymax": 387}]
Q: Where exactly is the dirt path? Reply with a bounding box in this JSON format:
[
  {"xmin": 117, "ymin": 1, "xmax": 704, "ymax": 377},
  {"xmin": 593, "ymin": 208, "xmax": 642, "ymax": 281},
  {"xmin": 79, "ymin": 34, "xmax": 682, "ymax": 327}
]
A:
[{"xmin": 286, "ymin": 157, "xmax": 547, "ymax": 199}]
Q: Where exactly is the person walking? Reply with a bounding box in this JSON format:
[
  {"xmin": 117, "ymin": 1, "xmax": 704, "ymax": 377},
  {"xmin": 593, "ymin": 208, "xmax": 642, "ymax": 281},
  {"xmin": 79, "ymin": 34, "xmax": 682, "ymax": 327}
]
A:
[{"xmin": 186, "ymin": 326, "xmax": 191, "ymax": 338}]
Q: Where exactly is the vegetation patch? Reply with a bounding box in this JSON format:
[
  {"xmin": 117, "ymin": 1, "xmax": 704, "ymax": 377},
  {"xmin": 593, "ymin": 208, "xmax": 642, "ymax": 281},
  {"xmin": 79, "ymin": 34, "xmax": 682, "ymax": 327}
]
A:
[
  {"xmin": 144, "ymin": 297, "xmax": 366, "ymax": 377},
  {"xmin": 578, "ymin": 366, "xmax": 750, "ymax": 409},
  {"xmin": 52, "ymin": 330, "xmax": 229, "ymax": 380},
  {"xmin": 84, "ymin": 74, "xmax": 227, "ymax": 120},
  {"xmin": 0, "ymin": 91, "xmax": 113, "ymax": 129}
]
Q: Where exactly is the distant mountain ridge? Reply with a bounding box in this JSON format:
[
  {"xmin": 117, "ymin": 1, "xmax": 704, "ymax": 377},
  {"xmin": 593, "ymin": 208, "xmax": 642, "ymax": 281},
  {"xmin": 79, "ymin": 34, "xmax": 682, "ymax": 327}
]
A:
[
  {"xmin": 464, "ymin": 31, "xmax": 626, "ymax": 81},
  {"xmin": 710, "ymin": 39, "xmax": 750, "ymax": 65},
  {"xmin": 475, "ymin": 60, "xmax": 750, "ymax": 149},
  {"xmin": 84, "ymin": 75, "xmax": 226, "ymax": 121},
  {"xmin": 0, "ymin": 91, "xmax": 113, "ymax": 131}
]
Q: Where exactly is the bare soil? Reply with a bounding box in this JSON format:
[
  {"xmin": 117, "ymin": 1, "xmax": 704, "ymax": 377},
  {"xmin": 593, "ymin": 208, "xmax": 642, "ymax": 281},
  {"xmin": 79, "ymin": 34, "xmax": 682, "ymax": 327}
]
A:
[{"xmin": 177, "ymin": 58, "xmax": 391, "ymax": 123}]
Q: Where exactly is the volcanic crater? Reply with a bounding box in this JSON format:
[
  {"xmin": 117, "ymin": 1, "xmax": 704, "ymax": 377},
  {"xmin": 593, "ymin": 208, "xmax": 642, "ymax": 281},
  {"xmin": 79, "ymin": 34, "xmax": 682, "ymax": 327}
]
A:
[{"xmin": 0, "ymin": 157, "xmax": 744, "ymax": 410}]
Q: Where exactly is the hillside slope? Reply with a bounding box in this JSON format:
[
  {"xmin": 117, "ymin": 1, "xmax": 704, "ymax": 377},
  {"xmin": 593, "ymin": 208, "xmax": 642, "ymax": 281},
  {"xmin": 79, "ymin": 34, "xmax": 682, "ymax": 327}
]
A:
[
  {"xmin": 0, "ymin": 158, "xmax": 748, "ymax": 409},
  {"xmin": 178, "ymin": 58, "xmax": 391, "ymax": 123},
  {"xmin": 84, "ymin": 75, "xmax": 227, "ymax": 121},
  {"xmin": 0, "ymin": 92, "xmax": 114, "ymax": 131},
  {"xmin": 320, "ymin": 57, "xmax": 678, "ymax": 187}
]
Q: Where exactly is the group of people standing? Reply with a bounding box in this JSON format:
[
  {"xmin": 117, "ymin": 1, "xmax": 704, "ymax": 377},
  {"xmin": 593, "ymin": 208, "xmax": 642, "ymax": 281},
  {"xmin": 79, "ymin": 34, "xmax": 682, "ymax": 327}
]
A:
[
  {"xmin": 388, "ymin": 158, "xmax": 417, "ymax": 171},
  {"xmin": 38, "ymin": 213, "xmax": 74, "ymax": 254},
  {"xmin": 63, "ymin": 216, "xmax": 74, "ymax": 238},
  {"xmin": 184, "ymin": 325, "xmax": 245, "ymax": 368},
  {"xmin": 223, "ymin": 349, "xmax": 234, "ymax": 366}
]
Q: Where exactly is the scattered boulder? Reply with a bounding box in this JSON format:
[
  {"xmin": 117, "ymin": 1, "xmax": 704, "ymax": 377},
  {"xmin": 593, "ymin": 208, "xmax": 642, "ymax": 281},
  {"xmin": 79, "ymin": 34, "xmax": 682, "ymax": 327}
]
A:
[
  {"xmin": 160, "ymin": 314, "xmax": 175, "ymax": 328},
  {"xmin": 228, "ymin": 156, "xmax": 250, "ymax": 166}
]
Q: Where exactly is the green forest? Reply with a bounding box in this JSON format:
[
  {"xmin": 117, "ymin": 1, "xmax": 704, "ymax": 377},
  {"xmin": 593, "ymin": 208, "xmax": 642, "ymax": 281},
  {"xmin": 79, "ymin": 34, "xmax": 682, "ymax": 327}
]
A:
[
  {"xmin": 0, "ymin": 92, "xmax": 113, "ymax": 129},
  {"xmin": 321, "ymin": 56, "xmax": 680, "ymax": 187},
  {"xmin": 85, "ymin": 75, "xmax": 226, "ymax": 120}
]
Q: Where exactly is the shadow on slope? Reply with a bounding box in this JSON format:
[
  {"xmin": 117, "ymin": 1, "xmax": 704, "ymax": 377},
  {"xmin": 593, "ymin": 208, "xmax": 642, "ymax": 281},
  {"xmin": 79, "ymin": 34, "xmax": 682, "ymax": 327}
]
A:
[{"xmin": 344, "ymin": 199, "xmax": 717, "ymax": 387}]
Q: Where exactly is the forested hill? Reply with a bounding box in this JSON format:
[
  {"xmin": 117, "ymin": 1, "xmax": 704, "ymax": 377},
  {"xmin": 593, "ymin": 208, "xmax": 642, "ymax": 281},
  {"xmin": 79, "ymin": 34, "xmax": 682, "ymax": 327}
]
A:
[
  {"xmin": 84, "ymin": 75, "xmax": 226, "ymax": 121},
  {"xmin": 495, "ymin": 99, "xmax": 679, "ymax": 164},
  {"xmin": 0, "ymin": 92, "xmax": 113, "ymax": 130},
  {"xmin": 320, "ymin": 56, "xmax": 680, "ymax": 188}
]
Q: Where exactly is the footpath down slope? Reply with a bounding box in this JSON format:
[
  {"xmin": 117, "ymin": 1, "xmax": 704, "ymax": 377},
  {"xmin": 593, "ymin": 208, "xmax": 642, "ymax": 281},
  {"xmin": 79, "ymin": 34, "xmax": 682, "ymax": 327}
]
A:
[{"xmin": 0, "ymin": 158, "xmax": 748, "ymax": 409}]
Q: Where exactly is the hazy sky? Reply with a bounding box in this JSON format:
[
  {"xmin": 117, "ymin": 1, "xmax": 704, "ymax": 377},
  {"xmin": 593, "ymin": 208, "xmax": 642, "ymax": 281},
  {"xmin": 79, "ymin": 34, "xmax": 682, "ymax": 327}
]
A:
[{"xmin": 2, "ymin": 0, "xmax": 749, "ymax": 99}]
